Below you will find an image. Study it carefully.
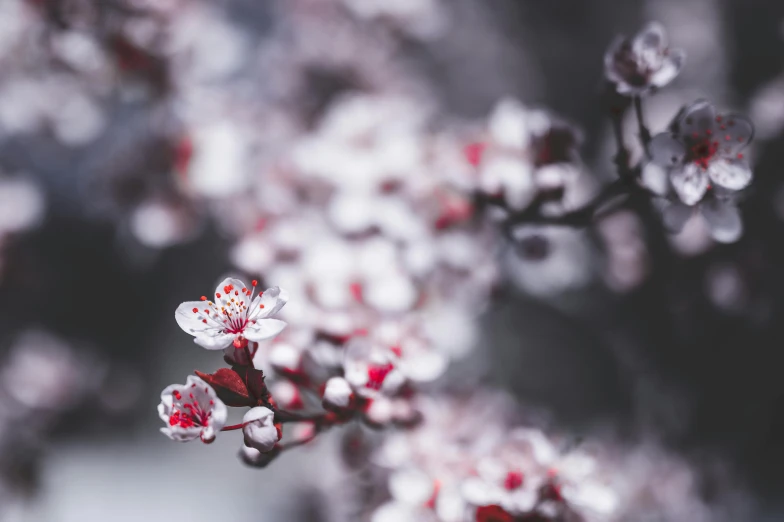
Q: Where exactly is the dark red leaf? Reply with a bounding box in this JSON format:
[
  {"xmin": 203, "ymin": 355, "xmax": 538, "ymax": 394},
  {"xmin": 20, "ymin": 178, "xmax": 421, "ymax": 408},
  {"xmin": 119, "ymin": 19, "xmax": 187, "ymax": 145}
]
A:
[
  {"xmin": 231, "ymin": 366, "xmax": 270, "ymax": 406},
  {"xmin": 194, "ymin": 369, "xmax": 254, "ymax": 407}
]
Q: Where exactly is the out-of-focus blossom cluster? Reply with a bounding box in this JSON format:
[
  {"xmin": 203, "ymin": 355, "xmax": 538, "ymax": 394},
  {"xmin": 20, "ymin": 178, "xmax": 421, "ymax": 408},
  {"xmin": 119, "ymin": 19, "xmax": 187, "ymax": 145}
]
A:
[
  {"xmin": 370, "ymin": 394, "xmax": 740, "ymax": 522},
  {"xmin": 0, "ymin": 331, "xmax": 119, "ymax": 516},
  {"xmin": 0, "ymin": 174, "xmax": 44, "ymax": 277}
]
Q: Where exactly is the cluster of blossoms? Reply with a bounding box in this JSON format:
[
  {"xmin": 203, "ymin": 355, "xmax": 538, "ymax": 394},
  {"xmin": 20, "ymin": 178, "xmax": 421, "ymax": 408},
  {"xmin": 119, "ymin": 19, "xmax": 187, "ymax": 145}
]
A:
[
  {"xmin": 605, "ymin": 22, "xmax": 755, "ymax": 244},
  {"xmin": 0, "ymin": 331, "xmax": 126, "ymax": 517},
  {"xmin": 148, "ymin": 13, "xmax": 760, "ymax": 522},
  {"xmin": 368, "ymin": 394, "xmax": 727, "ymax": 522}
]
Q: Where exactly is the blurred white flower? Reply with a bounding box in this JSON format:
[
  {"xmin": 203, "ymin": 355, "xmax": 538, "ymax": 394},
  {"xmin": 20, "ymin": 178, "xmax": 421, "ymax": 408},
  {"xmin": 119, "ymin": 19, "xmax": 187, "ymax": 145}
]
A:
[
  {"xmin": 605, "ymin": 22, "xmax": 685, "ymax": 95},
  {"xmin": 0, "ymin": 177, "xmax": 44, "ymax": 235},
  {"xmin": 322, "ymin": 376, "xmax": 354, "ymax": 411},
  {"xmin": 129, "ymin": 199, "xmax": 199, "ymax": 249},
  {"xmin": 158, "ymin": 375, "xmax": 228, "ymax": 443},
  {"xmin": 344, "ymin": 336, "xmax": 406, "ymax": 397},
  {"xmin": 186, "ymin": 121, "xmax": 253, "ymax": 197},
  {"xmin": 657, "ymin": 196, "xmax": 743, "ymax": 244},
  {"xmin": 648, "ymin": 100, "xmax": 754, "ymax": 206},
  {"xmin": 503, "ymin": 225, "xmax": 593, "ymax": 296},
  {"xmin": 1, "ymin": 331, "xmax": 89, "ymax": 411}
]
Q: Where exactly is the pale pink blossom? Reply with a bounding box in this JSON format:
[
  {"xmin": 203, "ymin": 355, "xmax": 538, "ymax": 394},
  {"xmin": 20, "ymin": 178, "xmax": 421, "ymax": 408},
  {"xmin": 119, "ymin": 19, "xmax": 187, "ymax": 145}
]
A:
[
  {"xmin": 605, "ymin": 22, "xmax": 685, "ymax": 95},
  {"xmin": 158, "ymin": 375, "xmax": 227, "ymax": 443},
  {"xmin": 648, "ymin": 99, "xmax": 754, "ymax": 206}
]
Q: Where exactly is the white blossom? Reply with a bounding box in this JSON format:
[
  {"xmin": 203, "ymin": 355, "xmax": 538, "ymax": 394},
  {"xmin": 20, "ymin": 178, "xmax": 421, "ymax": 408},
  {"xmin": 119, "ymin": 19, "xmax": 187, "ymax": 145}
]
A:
[
  {"xmin": 175, "ymin": 278, "xmax": 288, "ymax": 350},
  {"xmin": 605, "ymin": 22, "xmax": 685, "ymax": 95},
  {"xmin": 158, "ymin": 375, "xmax": 228, "ymax": 443}
]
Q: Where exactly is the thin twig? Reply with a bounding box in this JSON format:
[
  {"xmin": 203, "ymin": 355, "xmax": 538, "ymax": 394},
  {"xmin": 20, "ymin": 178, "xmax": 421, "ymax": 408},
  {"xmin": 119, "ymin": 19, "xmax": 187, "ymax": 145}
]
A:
[
  {"xmin": 500, "ymin": 177, "xmax": 636, "ymax": 231},
  {"xmin": 634, "ymin": 96, "xmax": 652, "ymax": 154}
]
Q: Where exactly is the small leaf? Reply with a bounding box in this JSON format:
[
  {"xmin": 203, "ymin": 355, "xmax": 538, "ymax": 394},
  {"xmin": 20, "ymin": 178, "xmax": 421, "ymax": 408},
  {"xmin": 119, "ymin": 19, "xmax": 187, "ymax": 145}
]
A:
[
  {"xmin": 194, "ymin": 369, "xmax": 254, "ymax": 407},
  {"xmin": 231, "ymin": 366, "xmax": 270, "ymax": 406}
]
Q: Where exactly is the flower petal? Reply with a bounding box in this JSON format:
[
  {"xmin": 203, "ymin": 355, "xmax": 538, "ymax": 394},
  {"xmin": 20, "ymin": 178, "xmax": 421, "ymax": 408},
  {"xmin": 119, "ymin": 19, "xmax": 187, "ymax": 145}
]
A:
[
  {"xmin": 633, "ymin": 22, "xmax": 667, "ymax": 56},
  {"xmin": 603, "ymin": 35, "xmax": 627, "ymax": 84},
  {"xmin": 194, "ymin": 332, "xmax": 235, "ymax": 350},
  {"xmin": 175, "ymin": 301, "xmax": 220, "ymax": 336},
  {"xmin": 701, "ymin": 199, "xmax": 743, "ymax": 243},
  {"xmin": 215, "ymin": 277, "xmax": 251, "ymax": 309},
  {"xmin": 244, "ymin": 318, "xmax": 287, "ymax": 342},
  {"xmin": 715, "ymin": 114, "xmax": 754, "ymax": 157},
  {"xmin": 675, "ymin": 99, "xmax": 716, "ymax": 138},
  {"xmin": 707, "ymin": 158, "xmax": 752, "ymax": 191},
  {"xmin": 253, "ymin": 286, "xmax": 288, "ymax": 319},
  {"xmin": 660, "ymin": 200, "xmax": 694, "ymax": 233},
  {"xmin": 650, "ymin": 49, "xmax": 685, "ymax": 88},
  {"xmin": 670, "ymin": 163, "xmax": 709, "ymax": 205},
  {"xmin": 649, "ymin": 132, "xmax": 686, "ymax": 168},
  {"xmin": 488, "ymin": 98, "xmax": 531, "ymax": 149}
]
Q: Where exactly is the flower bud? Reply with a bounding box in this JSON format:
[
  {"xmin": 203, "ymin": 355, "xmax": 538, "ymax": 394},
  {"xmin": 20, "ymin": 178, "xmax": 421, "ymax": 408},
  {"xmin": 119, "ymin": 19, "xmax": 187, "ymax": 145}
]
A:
[
  {"xmin": 322, "ymin": 377, "xmax": 353, "ymax": 411},
  {"xmin": 239, "ymin": 442, "xmax": 281, "ymax": 468},
  {"xmin": 242, "ymin": 406, "xmax": 280, "ymax": 453}
]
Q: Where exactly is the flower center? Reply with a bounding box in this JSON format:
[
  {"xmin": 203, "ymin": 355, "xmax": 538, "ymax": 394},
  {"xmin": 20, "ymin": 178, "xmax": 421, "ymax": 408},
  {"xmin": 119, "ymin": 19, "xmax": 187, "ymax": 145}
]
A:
[
  {"xmin": 191, "ymin": 281, "xmax": 266, "ymax": 335},
  {"xmin": 366, "ymin": 363, "xmax": 394, "ymax": 391},
  {"xmin": 169, "ymin": 389, "xmax": 213, "ymax": 429},
  {"xmin": 504, "ymin": 470, "xmax": 524, "ymax": 490},
  {"xmin": 689, "ymin": 136, "xmax": 719, "ymax": 170}
]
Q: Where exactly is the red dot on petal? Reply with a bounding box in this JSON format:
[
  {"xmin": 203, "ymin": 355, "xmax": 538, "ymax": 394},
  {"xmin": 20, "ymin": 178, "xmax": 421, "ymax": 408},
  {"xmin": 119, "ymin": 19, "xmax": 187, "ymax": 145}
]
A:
[
  {"xmin": 200, "ymin": 296, "xmax": 207, "ymax": 301},
  {"xmin": 216, "ymin": 293, "xmax": 221, "ymax": 298},
  {"xmin": 192, "ymin": 308, "xmax": 198, "ymax": 313}
]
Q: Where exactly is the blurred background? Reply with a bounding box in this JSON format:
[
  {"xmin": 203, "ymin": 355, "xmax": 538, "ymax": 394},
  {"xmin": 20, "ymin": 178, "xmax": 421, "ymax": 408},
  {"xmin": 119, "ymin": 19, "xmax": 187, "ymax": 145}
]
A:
[{"xmin": 2, "ymin": 0, "xmax": 784, "ymax": 520}]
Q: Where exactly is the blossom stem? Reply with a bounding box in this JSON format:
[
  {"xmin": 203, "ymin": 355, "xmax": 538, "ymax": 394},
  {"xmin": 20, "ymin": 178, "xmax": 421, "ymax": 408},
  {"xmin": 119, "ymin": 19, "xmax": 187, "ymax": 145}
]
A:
[
  {"xmin": 278, "ymin": 433, "xmax": 318, "ymax": 451},
  {"xmin": 501, "ymin": 177, "xmax": 635, "ymax": 230},
  {"xmin": 244, "ymin": 345, "xmax": 255, "ymax": 369},
  {"xmin": 634, "ymin": 96, "xmax": 652, "ymax": 153},
  {"xmin": 274, "ymin": 410, "xmax": 332, "ymax": 424},
  {"xmin": 221, "ymin": 423, "xmax": 245, "ymax": 431},
  {"xmin": 611, "ymin": 109, "xmax": 631, "ymax": 175}
]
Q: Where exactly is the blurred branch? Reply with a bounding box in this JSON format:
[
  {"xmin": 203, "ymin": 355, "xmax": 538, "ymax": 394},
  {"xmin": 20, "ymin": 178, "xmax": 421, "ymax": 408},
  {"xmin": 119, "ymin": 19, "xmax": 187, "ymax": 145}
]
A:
[
  {"xmin": 634, "ymin": 96, "xmax": 652, "ymax": 154},
  {"xmin": 498, "ymin": 177, "xmax": 637, "ymax": 231}
]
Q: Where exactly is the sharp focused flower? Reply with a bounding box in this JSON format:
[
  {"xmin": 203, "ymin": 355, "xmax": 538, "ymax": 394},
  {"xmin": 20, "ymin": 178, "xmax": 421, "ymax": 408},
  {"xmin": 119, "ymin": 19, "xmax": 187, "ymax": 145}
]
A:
[
  {"xmin": 605, "ymin": 22, "xmax": 685, "ymax": 95},
  {"xmin": 649, "ymin": 99, "xmax": 754, "ymax": 206},
  {"xmin": 242, "ymin": 406, "xmax": 281, "ymax": 453},
  {"xmin": 158, "ymin": 375, "xmax": 228, "ymax": 443},
  {"xmin": 175, "ymin": 278, "xmax": 288, "ymax": 350}
]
